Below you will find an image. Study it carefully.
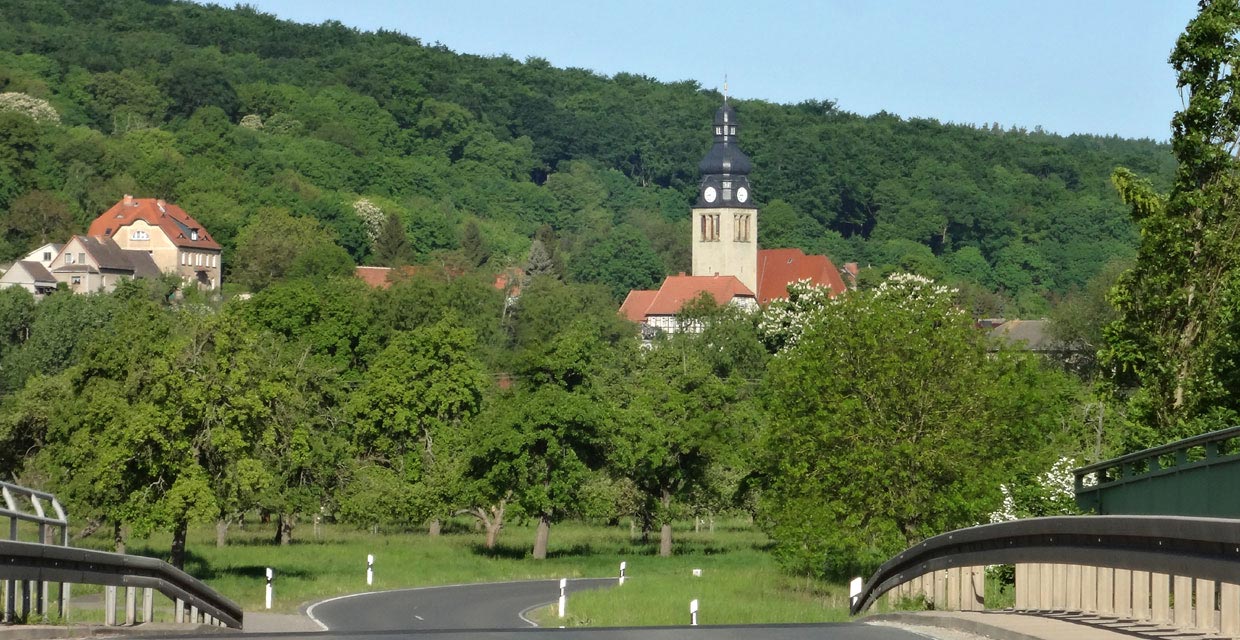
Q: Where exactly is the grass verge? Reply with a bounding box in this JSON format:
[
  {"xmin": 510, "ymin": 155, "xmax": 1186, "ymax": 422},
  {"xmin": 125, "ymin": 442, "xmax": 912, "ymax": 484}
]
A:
[{"xmin": 75, "ymin": 518, "xmax": 853, "ymax": 626}]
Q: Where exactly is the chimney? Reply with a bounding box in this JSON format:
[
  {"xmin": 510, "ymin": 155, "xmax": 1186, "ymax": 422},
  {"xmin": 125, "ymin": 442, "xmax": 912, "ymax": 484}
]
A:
[{"xmin": 123, "ymin": 194, "xmax": 134, "ymax": 205}]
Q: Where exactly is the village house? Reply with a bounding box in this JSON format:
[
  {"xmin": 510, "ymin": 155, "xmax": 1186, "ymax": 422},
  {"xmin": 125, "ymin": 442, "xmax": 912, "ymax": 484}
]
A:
[
  {"xmin": 50, "ymin": 234, "xmax": 160, "ymax": 293},
  {"xmin": 88, "ymin": 195, "xmax": 223, "ymax": 290}
]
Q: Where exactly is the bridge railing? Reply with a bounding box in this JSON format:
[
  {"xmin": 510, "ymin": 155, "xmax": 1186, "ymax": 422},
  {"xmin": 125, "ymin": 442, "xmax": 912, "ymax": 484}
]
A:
[
  {"xmin": 1073, "ymin": 425, "xmax": 1240, "ymax": 516},
  {"xmin": 849, "ymin": 515, "xmax": 1240, "ymax": 637},
  {"xmin": 0, "ymin": 482, "xmax": 242, "ymax": 629}
]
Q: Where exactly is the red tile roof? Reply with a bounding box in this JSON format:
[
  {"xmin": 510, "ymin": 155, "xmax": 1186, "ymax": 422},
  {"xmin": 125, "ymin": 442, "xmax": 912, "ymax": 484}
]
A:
[
  {"xmin": 88, "ymin": 196, "xmax": 221, "ymax": 251},
  {"xmin": 756, "ymin": 248, "xmax": 846, "ymax": 304},
  {"xmin": 643, "ymin": 275, "xmax": 754, "ymax": 318},
  {"xmin": 620, "ymin": 289, "xmax": 659, "ymax": 323},
  {"xmin": 494, "ymin": 267, "xmax": 526, "ymax": 296},
  {"xmin": 354, "ymin": 265, "xmax": 423, "ymax": 288}
]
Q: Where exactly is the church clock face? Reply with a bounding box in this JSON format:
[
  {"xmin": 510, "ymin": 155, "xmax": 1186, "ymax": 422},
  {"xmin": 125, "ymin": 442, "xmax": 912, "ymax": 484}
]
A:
[
  {"xmin": 736, "ymin": 186, "xmax": 749, "ymax": 204},
  {"xmin": 703, "ymin": 186, "xmax": 718, "ymax": 203}
]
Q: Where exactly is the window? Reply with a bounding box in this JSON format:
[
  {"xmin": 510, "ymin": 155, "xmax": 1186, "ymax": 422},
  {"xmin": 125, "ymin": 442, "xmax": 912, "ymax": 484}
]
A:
[
  {"xmin": 70, "ymin": 276, "xmax": 81, "ymax": 285},
  {"xmin": 734, "ymin": 214, "xmax": 751, "ymax": 242},
  {"xmin": 211, "ymin": 254, "xmax": 217, "ymax": 268},
  {"xmin": 64, "ymin": 253, "xmax": 75, "ymax": 265},
  {"xmin": 78, "ymin": 253, "xmax": 85, "ymax": 263},
  {"xmin": 730, "ymin": 126, "xmax": 736, "ymax": 135},
  {"xmin": 195, "ymin": 253, "xmax": 201, "ymax": 266},
  {"xmin": 42, "ymin": 251, "xmax": 51, "ymax": 262},
  {"xmin": 130, "ymin": 230, "xmax": 149, "ymax": 241},
  {"xmin": 700, "ymin": 213, "xmax": 720, "ymax": 242},
  {"xmin": 715, "ymin": 126, "xmax": 722, "ymax": 135},
  {"xmin": 191, "ymin": 230, "xmax": 199, "ymax": 241}
]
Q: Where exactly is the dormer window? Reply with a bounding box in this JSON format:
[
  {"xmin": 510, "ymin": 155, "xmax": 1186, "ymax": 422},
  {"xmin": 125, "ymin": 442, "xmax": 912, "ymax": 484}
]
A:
[
  {"xmin": 191, "ymin": 230, "xmax": 199, "ymax": 241},
  {"xmin": 715, "ymin": 126, "xmax": 722, "ymax": 135},
  {"xmin": 130, "ymin": 230, "xmax": 150, "ymax": 241}
]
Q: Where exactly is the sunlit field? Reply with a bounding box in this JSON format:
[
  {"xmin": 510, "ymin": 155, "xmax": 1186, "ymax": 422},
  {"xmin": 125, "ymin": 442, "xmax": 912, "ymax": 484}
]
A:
[{"xmin": 74, "ymin": 517, "xmax": 857, "ymax": 625}]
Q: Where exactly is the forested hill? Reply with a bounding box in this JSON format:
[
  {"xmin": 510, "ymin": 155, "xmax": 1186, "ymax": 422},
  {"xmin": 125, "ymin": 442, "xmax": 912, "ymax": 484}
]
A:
[{"xmin": 0, "ymin": 0, "xmax": 1174, "ymax": 312}]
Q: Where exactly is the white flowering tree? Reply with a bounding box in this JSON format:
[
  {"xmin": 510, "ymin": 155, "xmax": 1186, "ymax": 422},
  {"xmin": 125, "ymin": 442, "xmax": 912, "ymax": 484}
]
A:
[
  {"xmin": 353, "ymin": 198, "xmax": 386, "ymax": 245},
  {"xmin": 0, "ymin": 92, "xmax": 60, "ymax": 124},
  {"xmin": 758, "ymin": 273, "xmax": 1074, "ymax": 579},
  {"xmin": 989, "ymin": 456, "xmax": 1082, "ymax": 523}
]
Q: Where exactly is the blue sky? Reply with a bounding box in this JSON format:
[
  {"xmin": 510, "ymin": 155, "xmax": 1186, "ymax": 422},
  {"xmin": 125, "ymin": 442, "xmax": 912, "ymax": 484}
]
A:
[{"xmin": 234, "ymin": 1, "xmax": 1196, "ymax": 141}]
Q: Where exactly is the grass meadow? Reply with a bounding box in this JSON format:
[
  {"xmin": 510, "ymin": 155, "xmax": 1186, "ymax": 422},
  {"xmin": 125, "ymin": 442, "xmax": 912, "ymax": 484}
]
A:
[{"xmin": 71, "ymin": 517, "xmax": 857, "ymax": 626}]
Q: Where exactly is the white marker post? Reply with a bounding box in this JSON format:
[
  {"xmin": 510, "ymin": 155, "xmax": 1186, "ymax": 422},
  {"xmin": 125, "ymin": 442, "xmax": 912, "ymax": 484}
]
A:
[
  {"xmin": 558, "ymin": 578, "xmax": 567, "ymax": 618},
  {"xmin": 367, "ymin": 555, "xmax": 374, "ymax": 586},
  {"xmin": 849, "ymin": 576, "xmax": 863, "ymax": 608},
  {"xmin": 264, "ymin": 568, "xmax": 273, "ymax": 610},
  {"xmin": 692, "ymin": 568, "xmax": 702, "ymax": 577},
  {"xmin": 619, "ymin": 561, "xmax": 627, "ymax": 585},
  {"xmin": 690, "ymin": 599, "xmax": 699, "ymax": 626}
]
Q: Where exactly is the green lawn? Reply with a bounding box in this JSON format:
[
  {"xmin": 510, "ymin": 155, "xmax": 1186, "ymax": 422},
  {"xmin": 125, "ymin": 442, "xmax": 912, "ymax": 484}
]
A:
[{"xmin": 79, "ymin": 518, "xmax": 856, "ymax": 626}]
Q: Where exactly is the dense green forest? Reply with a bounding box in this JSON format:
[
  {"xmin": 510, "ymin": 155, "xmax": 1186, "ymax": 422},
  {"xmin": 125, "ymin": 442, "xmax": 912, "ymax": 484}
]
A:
[{"xmin": 0, "ymin": 0, "xmax": 1173, "ymax": 313}]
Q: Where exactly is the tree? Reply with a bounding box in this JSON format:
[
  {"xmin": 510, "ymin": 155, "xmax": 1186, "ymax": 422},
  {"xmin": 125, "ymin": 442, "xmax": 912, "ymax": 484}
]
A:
[
  {"xmin": 231, "ymin": 208, "xmax": 354, "ymax": 291},
  {"xmin": 1102, "ymin": 0, "xmax": 1240, "ymax": 446},
  {"xmin": 614, "ymin": 332, "xmax": 738, "ymax": 556},
  {"xmin": 568, "ymin": 224, "xmax": 665, "ymax": 300},
  {"xmin": 372, "ymin": 208, "xmax": 413, "ymax": 266},
  {"xmin": 758, "ymin": 275, "xmax": 1071, "ymax": 579},
  {"xmin": 472, "ymin": 383, "xmax": 605, "ymax": 559},
  {"xmin": 461, "ymin": 220, "xmax": 488, "ymax": 267},
  {"xmin": 347, "ymin": 317, "xmax": 487, "ymax": 534},
  {"xmin": 473, "ymin": 319, "xmax": 615, "ymax": 558},
  {"xmin": 1, "ymin": 189, "xmax": 75, "ymax": 252}
]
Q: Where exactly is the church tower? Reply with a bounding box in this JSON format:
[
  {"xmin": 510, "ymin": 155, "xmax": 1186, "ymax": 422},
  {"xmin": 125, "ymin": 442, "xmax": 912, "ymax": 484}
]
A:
[{"xmin": 691, "ymin": 99, "xmax": 757, "ymax": 293}]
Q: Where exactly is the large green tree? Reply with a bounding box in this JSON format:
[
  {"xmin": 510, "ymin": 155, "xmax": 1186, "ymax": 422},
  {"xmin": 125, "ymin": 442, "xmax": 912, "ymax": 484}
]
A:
[
  {"xmin": 1103, "ymin": 0, "xmax": 1240, "ymax": 446},
  {"xmin": 758, "ymin": 275, "xmax": 1071, "ymax": 579}
]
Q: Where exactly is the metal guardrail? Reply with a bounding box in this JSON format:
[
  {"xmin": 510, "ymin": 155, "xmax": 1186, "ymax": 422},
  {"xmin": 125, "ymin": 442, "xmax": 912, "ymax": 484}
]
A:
[
  {"xmin": 1073, "ymin": 426, "xmax": 1240, "ymax": 517},
  {"xmin": 2, "ymin": 481, "xmax": 70, "ymax": 621},
  {"xmin": 0, "ymin": 539, "xmax": 244, "ymax": 628},
  {"xmin": 0, "ymin": 482, "xmax": 242, "ymax": 629},
  {"xmin": 849, "ymin": 515, "xmax": 1240, "ymax": 615}
]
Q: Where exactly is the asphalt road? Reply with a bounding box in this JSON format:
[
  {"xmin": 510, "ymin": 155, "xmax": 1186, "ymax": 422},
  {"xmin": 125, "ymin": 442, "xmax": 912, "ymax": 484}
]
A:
[
  {"xmin": 306, "ymin": 577, "xmax": 618, "ymax": 631},
  {"xmin": 189, "ymin": 579, "xmax": 934, "ymax": 640}
]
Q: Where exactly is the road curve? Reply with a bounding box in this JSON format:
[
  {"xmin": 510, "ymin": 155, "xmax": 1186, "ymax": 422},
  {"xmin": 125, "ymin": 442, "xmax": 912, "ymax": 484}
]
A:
[
  {"xmin": 306, "ymin": 577, "xmax": 617, "ymax": 631},
  {"xmin": 217, "ymin": 579, "xmax": 933, "ymax": 640}
]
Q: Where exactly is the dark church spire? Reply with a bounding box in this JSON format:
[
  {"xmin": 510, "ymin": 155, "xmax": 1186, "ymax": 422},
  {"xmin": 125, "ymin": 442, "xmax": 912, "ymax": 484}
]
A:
[{"xmin": 694, "ymin": 95, "xmax": 754, "ymax": 208}]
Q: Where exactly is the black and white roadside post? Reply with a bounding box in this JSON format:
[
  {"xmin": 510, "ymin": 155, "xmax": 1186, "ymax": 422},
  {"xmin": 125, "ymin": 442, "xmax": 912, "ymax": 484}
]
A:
[
  {"xmin": 367, "ymin": 555, "xmax": 374, "ymax": 586},
  {"xmin": 849, "ymin": 577, "xmax": 863, "ymax": 609},
  {"xmin": 264, "ymin": 568, "xmax": 273, "ymax": 610},
  {"xmin": 558, "ymin": 578, "xmax": 567, "ymax": 618},
  {"xmin": 690, "ymin": 598, "xmax": 699, "ymax": 626},
  {"xmin": 619, "ymin": 561, "xmax": 626, "ymax": 585}
]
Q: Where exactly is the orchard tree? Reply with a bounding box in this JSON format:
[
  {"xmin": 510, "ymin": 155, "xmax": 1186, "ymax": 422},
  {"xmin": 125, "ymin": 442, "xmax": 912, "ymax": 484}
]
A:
[
  {"xmin": 614, "ymin": 333, "xmax": 736, "ymax": 556},
  {"xmin": 758, "ymin": 275, "xmax": 1072, "ymax": 579},
  {"xmin": 1103, "ymin": 0, "xmax": 1240, "ymax": 446},
  {"xmin": 346, "ymin": 317, "xmax": 487, "ymax": 534}
]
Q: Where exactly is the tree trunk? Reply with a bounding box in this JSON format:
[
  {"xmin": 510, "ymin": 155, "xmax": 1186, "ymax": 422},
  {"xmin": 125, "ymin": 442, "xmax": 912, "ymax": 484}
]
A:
[
  {"xmin": 485, "ymin": 519, "xmax": 502, "ymax": 549},
  {"xmin": 170, "ymin": 520, "xmax": 188, "ymax": 569},
  {"xmin": 113, "ymin": 521, "xmax": 126, "ymax": 554},
  {"xmin": 532, "ymin": 514, "xmax": 551, "ymax": 560},
  {"xmin": 659, "ymin": 488, "xmax": 673, "ymax": 557},
  {"xmin": 428, "ymin": 519, "xmax": 442, "ymax": 537},
  {"xmin": 216, "ymin": 519, "xmax": 229, "ymax": 548},
  {"xmin": 273, "ymin": 513, "xmax": 294, "ymax": 546}
]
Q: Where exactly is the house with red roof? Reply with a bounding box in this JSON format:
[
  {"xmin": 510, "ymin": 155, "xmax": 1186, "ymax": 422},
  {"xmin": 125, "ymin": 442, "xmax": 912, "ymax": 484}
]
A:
[
  {"xmin": 622, "ymin": 101, "xmax": 848, "ymax": 334},
  {"xmin": 88, "ymin": 195, "xmax": 222, "ymax": 289},
  {"xmin": 621, "ymin": 274, "xmax": 757, "ymax": 332}
]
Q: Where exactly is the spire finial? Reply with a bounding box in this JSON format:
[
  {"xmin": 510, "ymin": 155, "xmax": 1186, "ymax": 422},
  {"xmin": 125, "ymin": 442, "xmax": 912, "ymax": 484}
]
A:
[{"xmin": 723, "ymin": 74, "xmax": 729, "ymax": 104}]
